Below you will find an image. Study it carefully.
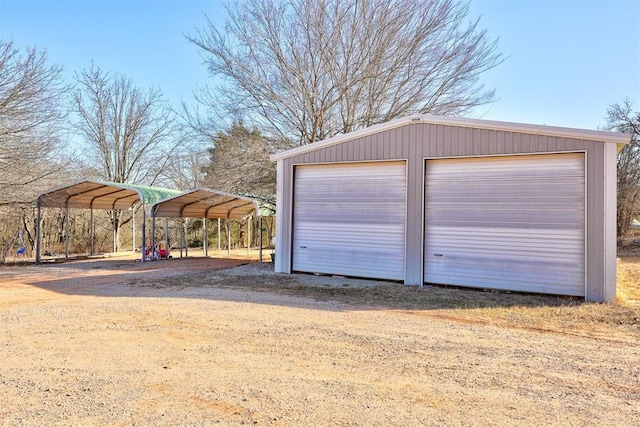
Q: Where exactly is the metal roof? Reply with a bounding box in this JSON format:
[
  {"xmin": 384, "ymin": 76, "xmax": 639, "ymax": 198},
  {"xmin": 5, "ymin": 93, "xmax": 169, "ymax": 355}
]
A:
[
  {"xmin": 150, "ymin": 188, "xmax": 274, "ymax": 219},
  {"xmin": 36, "ymin": 180, "xmax": 182, "ymax": 210},
  {"xmin": 271, "ymin": 114, "xmax": 632, "ymax": 161}
]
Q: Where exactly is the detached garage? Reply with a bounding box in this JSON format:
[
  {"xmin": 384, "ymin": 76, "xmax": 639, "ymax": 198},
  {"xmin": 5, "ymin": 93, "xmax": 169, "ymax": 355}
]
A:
[{"xmin": 271, "ymin": 115, "xmax": 630, "ymax": 302}]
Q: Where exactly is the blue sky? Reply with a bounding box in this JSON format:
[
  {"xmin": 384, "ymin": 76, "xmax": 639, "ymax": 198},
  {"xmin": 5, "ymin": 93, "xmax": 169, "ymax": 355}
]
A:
[{"xmin": 0, "ymin": 0, "xmax": 638, "ymax": 131}]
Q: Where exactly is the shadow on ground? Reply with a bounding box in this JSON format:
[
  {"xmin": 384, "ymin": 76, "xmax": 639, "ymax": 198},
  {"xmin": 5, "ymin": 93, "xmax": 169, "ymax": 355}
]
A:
[{"xmin": 1, "ymin": 256, "xmax": 586, "ymax": 312}]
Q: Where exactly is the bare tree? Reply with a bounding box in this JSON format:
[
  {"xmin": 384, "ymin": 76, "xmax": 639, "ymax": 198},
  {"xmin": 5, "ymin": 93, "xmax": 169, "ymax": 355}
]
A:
[
  {"xmin": 0, "ymin": 40, "xmax": 69, "ymax": 207},
  {"xmin": 161, "ymin": 145, "xmax": 208, "ymax": 191},
  {"xmin": 72, "ymin": 64, "xmax": 180, "ymax": 249},
  {"xmin": 604, "ymin": 99, "xmax": 640, "ymax": 236},
  {"xmin": 202, "ymin": 122, "xmax": 277, "ymax": 196},
  {"xmin": 188, "ymin": 0, "xmax": 502, "ymax": 146},
  {"xmin": 73, "ymin": 64, "xmax": 179, "ymax": 184},
  {"xmin": 157, "ymin": 106, "xmax": 212, "ymax": 191}
]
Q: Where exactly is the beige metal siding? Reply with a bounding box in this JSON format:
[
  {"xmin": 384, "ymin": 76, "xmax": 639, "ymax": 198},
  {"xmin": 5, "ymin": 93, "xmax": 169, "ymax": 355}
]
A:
[
  {"xmin": 424, "ymin": 153, "xmax": 585, "ymax": 296},
  {"xmin": 292, "ymin": 162, "xmax": 406, "ymax": 280},
  {"xmin": 586, "ymin": 141, "xmax": 606, "ymax": 302},
  {"xmin": 276, "ymin": 123, "xmax": 610, "ymax": 300},
  {"xmin": 274, "ymin": 160, "xmax": 289, "ymax": 273},
  {"xmin": 603, "ymin": 142, "xmax": 618, "ymax": 301}
]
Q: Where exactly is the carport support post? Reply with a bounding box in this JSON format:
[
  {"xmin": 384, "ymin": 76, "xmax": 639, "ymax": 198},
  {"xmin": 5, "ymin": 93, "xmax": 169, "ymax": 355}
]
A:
[
  {"xmin": 141, "ymin": 204, "xmax": 146, "ymax": 262},
  {"xmin": 132, "ymin": 208, "xmax": 135, "ymax": 252},
  {"xmin": 217, "ymin": 218, "xmax": 221, "ymax": 252},
  {"xmin": 184, "ymin": 218, "xmax": 188, "ymax": 257},
  {"xmin": 227, "ymin": 219, "xmax": 231, "ymax": 255},
  {"xmin": 151, "ymin": 216, "xmax": 156, "ymax": 260},
  {"xmin": 35, "ymin": 201, "xmax": 41, "ymax": 264},
  {"xmin": 65, "ymin": 204, "xmax": 70, "ymax": 259},
  {"xmin": 247, "ymin": 216, "xmax": 251, "ymax": 254},
  {"xmin": 203, "ymin": 218, "xmax": 208, "ymax": 257},
  {"xmin": 112, "ymin": 210, "xmax": 116, "ymax": 253},
  {"xmin": 178, "ymin": 218, "xmax": 183, "ymax": 258},
  {"xmin": 258, "ymin": 216, "xmax": 262, "ymax": 263},
  {"xmin": 90, "ymin": 207, "xmax": 94, "ymax": 256},
  {"xmin": 164, "ymin": 217, "xmax": 169, "ymax": 250}
]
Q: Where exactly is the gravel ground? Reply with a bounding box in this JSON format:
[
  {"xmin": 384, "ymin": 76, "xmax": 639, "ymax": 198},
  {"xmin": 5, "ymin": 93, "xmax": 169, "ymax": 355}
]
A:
[{"xmin": 1, "ymin": 257, "xmax": 639, "ymax": 426}]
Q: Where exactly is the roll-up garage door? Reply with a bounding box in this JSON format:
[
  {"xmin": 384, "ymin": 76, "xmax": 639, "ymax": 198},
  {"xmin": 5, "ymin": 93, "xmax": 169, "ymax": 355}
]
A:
[
  {"xmin": 293, "ymin": 161, "xmax": 406, "ymax": 280},
  {"xmin": 424, "ymin": 153, "xmax": 585, "ymax": 296}
]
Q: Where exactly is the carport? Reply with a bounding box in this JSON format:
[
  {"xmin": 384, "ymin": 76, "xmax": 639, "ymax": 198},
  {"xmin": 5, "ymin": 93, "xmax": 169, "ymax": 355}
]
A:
[
  {"xmin": 35, "ymin": 180, "xmax": 181, "ymax": 263},
  {"xmin": 150, "ymin": 189, "xmax": 274, "ymax": 263}
]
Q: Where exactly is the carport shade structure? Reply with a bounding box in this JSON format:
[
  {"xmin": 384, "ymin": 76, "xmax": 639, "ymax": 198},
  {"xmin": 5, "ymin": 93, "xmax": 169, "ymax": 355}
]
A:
[
  {"xmin": 150, "ymin": 189, "xmax": 271, "ymax": 262},
  {"xmin": 35, "ymin": 180, "xmax": 181, "ymax": 263}
]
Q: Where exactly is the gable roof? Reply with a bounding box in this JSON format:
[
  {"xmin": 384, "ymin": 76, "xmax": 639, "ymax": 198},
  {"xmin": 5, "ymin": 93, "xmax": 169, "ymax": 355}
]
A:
[{"xmin": 271, "ymin": 114, "xmax": 631, "ymax": 162}]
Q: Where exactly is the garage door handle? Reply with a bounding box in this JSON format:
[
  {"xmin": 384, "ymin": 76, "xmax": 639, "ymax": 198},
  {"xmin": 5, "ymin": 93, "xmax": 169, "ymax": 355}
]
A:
[
  {"xmin": 434, "ymin": 254, "xmax": 443, "ymax": 257},
  {"xmin": 300, "ymin": 246, "xmax": 307, "ymax": 249}
]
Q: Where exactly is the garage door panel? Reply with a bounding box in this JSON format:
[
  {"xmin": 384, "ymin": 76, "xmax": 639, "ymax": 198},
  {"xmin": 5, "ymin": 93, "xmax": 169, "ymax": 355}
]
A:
[
  {"xmin": 427, "ymin": 258, "xmax": 584, "ymax": 281},
  {"xmin": 294, "ymin": 223, "xmax": 404, "ymax": 249},
  {"xmin": 426, "ymin": 254, "xmax": 584, "ymax": 292},
  {"xmin": 293, "ymin": 162, "xmax": 406, "ymax": 280},
  {"xmin": 424, "ymin": 154, "xmax": 585, "ymax": 296},
  {"xmin": 428, "ymin": 179, "xmax": 583, "ymax": 195},
  {"xmin": 427, "ymin": 209, "xmax": 584, "ymax": 228},
  {"xmin": 427, "ymin": 228, "xmax": 584, "ymax": 256},
  {"xmin": 294, "ymin": 204, "xmax": 406, "ymax": 224},
  {"xmin": 294, "ymin": 225, "xmax": 404, "ymax": 278}
]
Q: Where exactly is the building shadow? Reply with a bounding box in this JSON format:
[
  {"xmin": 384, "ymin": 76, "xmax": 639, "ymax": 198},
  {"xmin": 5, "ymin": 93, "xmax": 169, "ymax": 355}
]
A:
[{"xmin": 0, "ymin": 256, "xmax": 585, "ymax": 313}]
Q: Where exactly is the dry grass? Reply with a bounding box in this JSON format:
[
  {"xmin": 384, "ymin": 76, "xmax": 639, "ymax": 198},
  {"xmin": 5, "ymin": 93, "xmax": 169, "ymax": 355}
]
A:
[
  {"xmin": 155, "ymin": 257, "xmax": 640, "ymax": 342},
  {"xmin": 449, "ymin": 257, "xmax": 640, "ymax": 340},
  {"xmin": 617, "ymin": 256, "xmax": 640, "ymax": 302}
]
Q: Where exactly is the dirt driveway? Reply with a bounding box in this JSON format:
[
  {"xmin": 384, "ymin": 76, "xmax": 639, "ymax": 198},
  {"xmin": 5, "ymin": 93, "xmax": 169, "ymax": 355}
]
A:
[{"xmin": 0, "ymin": 257, "xmax": 638, "ymax": 426}]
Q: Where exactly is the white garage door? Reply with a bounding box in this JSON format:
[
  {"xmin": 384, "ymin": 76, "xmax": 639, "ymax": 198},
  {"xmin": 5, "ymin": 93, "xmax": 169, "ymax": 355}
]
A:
[
  {"xmin": 424, "ymin": 153, "xmax": 585, "ymax": 296},
  {"xmin": 293, "ymin": 162, "xmax": 406, "ymax": 280}
]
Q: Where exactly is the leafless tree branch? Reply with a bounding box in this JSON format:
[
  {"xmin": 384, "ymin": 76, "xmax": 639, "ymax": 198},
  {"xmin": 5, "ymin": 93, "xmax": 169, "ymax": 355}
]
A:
[
  {"xmin": 603, "ymin": 98, "xmax": 640, "ymax": 236},
  {"xmin": 72, "ymin": 63, "xmax": 181, "ymax": 248},
  {"xmin": 0, "ymin": 40, "xmax": 69, "ymax": 206},
  {"xmin": 72, "ymin": 63, "xmax": 179, "ymax": 185},
  {"xmin": 188, "ymin": 0, "xmax": 503, "ymax": 146}
]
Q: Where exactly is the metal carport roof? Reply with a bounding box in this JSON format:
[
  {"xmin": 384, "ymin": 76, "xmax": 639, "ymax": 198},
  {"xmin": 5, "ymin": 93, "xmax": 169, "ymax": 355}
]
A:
[
  {"xmin": 36, "ymin": 180, "xmax": 181, "ymax": 210},
  {"xmin": 35, "ymin": 180, "xmax": 181, "ymax": 263},
  {"xmin": 150, "ymin": 189, "xmax": 274, "ymax": 219}
]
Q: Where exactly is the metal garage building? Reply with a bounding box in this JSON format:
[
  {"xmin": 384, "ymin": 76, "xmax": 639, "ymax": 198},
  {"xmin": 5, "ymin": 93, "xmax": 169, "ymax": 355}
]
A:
[{"xmin": 271, "ymin": 115, "xmax": 630, "ymax": 302}]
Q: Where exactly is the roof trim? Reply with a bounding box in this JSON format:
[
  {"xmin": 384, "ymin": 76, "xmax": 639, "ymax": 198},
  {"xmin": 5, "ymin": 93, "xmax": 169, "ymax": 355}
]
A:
[{"xmin": 270, "ymin": 114, "xmax": 632, "ymax": 161}]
